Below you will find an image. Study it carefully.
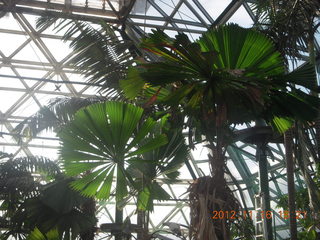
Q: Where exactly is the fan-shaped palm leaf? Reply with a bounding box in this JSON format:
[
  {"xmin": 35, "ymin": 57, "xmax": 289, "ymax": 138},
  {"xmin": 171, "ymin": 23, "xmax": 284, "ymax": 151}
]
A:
[
  {"xmin": 123, "ymin": 24, "xmax": 319, "ymax": 132},
  {"xmin": 127, "ymin": 121, "xmax": 189, "ymax": 211},
  {"xmin": 124, "ymin": 24, "xmax": 285, "ymax": 125},
  {"xmin": 59, "ymin": 101, "xmax": 168, "ymax": 201}
]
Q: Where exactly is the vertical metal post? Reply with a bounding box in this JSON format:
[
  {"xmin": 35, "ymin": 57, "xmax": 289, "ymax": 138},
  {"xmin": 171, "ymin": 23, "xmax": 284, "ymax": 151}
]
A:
[
  {"xmin": 285, "ymin": 130, "xmax": 298, "ymax": 240},
  {"xmin": 257, "ymin": 143, "xmax": 273, "ymax": 240}
]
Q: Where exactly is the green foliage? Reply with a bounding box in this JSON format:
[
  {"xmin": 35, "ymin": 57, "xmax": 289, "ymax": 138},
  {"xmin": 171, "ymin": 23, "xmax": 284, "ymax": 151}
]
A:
[
  {"xmin": 58, "ymin": 101, "xmax": 188, "ymax": 211},
  {"xmin": 122, "ymin": 24, "xmax": 319, "ymax": 135},
  {"xmin": 24, "ymin": 188, "xmax": 96, "ymax": 239},
  {"xmin": 230, "ymin": 217, "xmax": 255, "ymax": 240},
  {"xmin": 120, "ymin": 67, "xmax": 146, "ymax": 100},
  {"xmin": 13, "ymin": 97, "xmax": 107, "ymax": 141},
  {"xmin": 0, "ymin": 156, "xmax": 60, "ymax": 218},
  {"xmin": 59, "ymin": 101, "xmax": 169, "ymax": 202},
  {"xmin": 127, "ymin": 123, "xmax": 189, "ymax": 211},
  {"xmin": 277, "ymin": 165, "xmax": 320, "ymax": 240},
  {"xmin": 120, "ymin": 23, "xmax": 320, "ymax": 238},
  {"xmin": 252, "ymin": 0, "xmax": 320, "ymax": 62},
  {"xmin": 26, "ymin": 228, "xmax": 59, "ymax": 240},
  {"xmin": 0, "ymin": 155, "xmax": 96, "ymax": 240},
  {"xmin": 36, "ymin": 15, "xmax": 135, "ymax": 95}
]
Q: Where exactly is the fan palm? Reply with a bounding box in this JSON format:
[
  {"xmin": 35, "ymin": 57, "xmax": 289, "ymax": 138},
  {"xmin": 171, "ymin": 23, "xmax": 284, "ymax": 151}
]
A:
[
  {"xmin": 58, "ymin": 101, "xmax": 188, "ymax": 239},
  {"xmin": 120, "ymin": 24, "xmax": 319, "ymax": 239},
  {"xmin": 9, "ymin": 15, "xmax": 188, "ymax": 240},
  {"xmin": 58, "ymin": 101, "xmax": 168, "ymax": 200}
]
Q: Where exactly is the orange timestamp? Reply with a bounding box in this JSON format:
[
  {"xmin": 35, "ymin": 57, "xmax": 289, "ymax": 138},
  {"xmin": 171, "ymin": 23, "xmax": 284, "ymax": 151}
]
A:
[{"xmin": 212, "ymin": 210, "xmax": 308, "ymax": 220}]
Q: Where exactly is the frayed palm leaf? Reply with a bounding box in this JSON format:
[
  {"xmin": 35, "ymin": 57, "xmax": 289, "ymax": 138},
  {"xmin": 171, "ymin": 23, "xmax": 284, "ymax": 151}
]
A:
[
  {"xmin": 36, "ymin": 15, "xmax": 136, "ymax": 95},
  {"xmin": 0, "ymin": 155, "xmax": 60, "ymax": 239},
  {"xmin": 252, "ymin": 0, "xmax": 320, "ymax": 63},
  {"xmin": 13, "ymin": 96, "xmax": 109, "ymax": 141}
]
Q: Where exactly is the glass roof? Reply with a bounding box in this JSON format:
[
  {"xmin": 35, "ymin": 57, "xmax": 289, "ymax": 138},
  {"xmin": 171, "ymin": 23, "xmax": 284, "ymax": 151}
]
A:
[{"xmin": 0, "ymin": 1, "xmax": 319, "ymax": 239}]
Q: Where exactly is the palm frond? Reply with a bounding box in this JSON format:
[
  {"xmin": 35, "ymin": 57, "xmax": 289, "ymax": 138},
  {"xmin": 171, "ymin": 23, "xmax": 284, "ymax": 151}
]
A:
[
  {"xmin": 10, "ymin": 156, "xmax": 60, "ymax": 178},
  {"xmin": 59, "ymin": 101, "xmax": 168, "ymax": 202},
  {"xmin": 26, "ymin": 228, "xmax": 60, "ymax": 240},
  {"xmin": 13, "ymin": 96, "xmax": 108, "ymax": 140},
  {"xmin": 252, "ymin": 0, "xmax": 320, "ymax": 62},
  {"xmin": 127, "ymin": 24, "xmax": 319, "ymax": 133},
  {"xmin": 0, "ymin": 155, "xmax": 61, "ymax": 239},
  {"xmin": 36, "ymin": 15, "xmax": 136, "ymax": 95},
  {"xmin": 0, "ymin": 156, "xmax": 60, "ymax": 212},
  {"xmin": 0, "ymin": 151, "xmax": 13, "ymax": 160},
  {"xmin": 127, "ymin": 122, "xmax": 189, "ymax": 211}
]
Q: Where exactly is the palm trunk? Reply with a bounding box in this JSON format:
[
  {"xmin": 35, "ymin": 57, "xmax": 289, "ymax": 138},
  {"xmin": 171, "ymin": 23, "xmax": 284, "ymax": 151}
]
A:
[
  {"xmin": 80, "ymin": 198, "xmax": 96, "ymax": 240},
  {"xmin": 210, "ymin": 104, "xmax": 230, "ymax": 239},
  {"xmin": 256, "ymin": 143, "xmax": 273, "ymax": 240},
  {"xmin": 315, "ymin": 119, "xmax": 320, "ymax": 164},
  {"xmin": 189, "ymin": 103, "xmax": 240, "ymax": 240},
  {"xmin": 114, "ymin": 206, "xmax": 124, "ymax": 240},
  {"xmin": 137, "ymin": 210, "xmax": 149, "ymax": 240},
  {"xmin": 284, "ymin": 129, "xmax": 298, "ymax": 240}
]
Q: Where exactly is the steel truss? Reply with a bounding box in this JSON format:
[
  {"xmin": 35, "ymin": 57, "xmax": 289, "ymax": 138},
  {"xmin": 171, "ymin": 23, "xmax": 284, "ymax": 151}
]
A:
[{"xmin": 0, "ymin": 0, "xmax": 318, "ymax": 239}]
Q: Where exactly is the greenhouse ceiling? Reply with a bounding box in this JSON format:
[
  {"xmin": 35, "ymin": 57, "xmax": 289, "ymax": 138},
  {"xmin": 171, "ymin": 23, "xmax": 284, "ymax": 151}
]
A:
[{"xmin": 0, "ymin": 0, "xmax": 319, "ymax": 239}]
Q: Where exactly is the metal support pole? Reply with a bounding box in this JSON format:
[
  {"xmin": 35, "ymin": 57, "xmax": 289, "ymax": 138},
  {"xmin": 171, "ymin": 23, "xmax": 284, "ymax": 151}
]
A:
[
  {"xmin": 257, "ymin": 144, "xmax": 273, "ymax": 240},
  {"xmin": 285, "ymin": 130, "xmax": 298, "ymax": 240}
]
